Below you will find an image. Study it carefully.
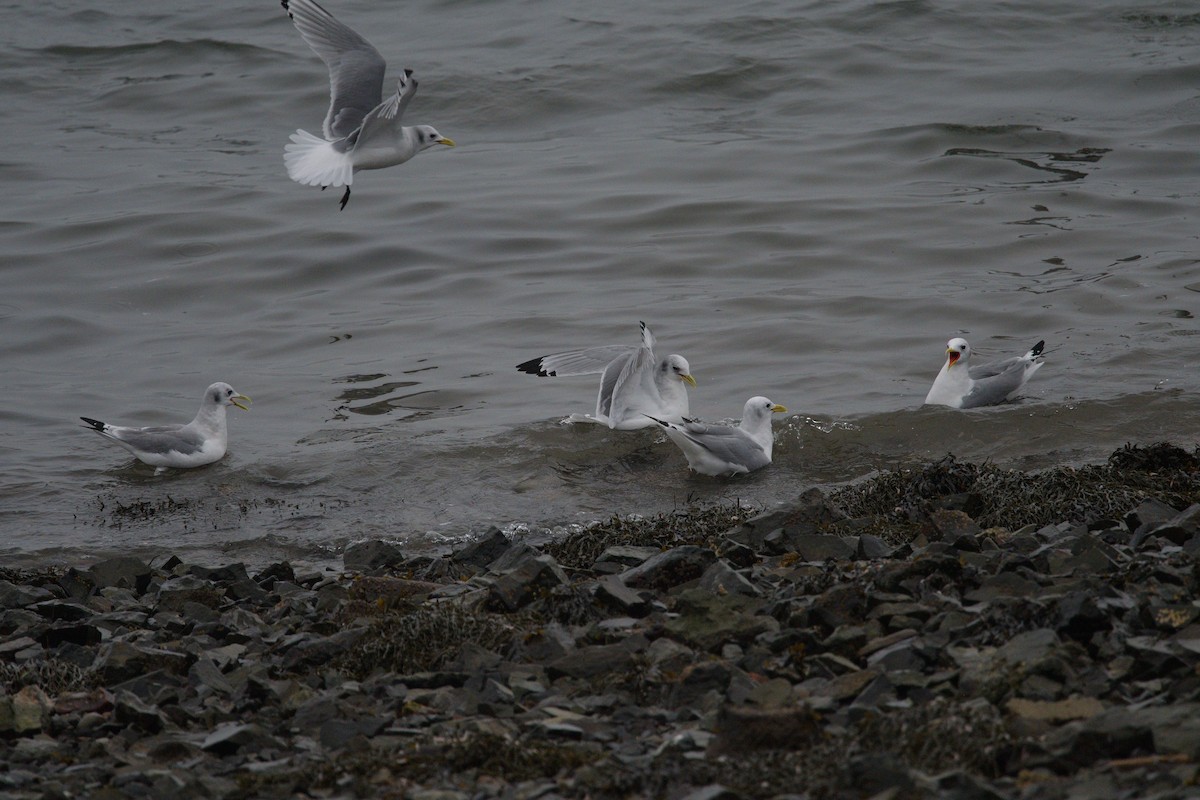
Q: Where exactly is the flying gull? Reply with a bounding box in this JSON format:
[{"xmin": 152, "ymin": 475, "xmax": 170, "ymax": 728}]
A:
[{"xmin": 281, "ymin": 0, "xmax": 455, "ymax": 209}]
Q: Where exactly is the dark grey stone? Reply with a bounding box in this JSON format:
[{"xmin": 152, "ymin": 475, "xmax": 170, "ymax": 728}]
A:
[
  {"xmin": 449, "ymin": 526, "xmax": 511, "ymax": 567},
  {"xmin": 88, "ymin": 556, "xmax": 153, "ymax": 595},
  {"xmin": 619, "ymin": 546, "xmax": 716, "ymax": 591},
  {"xmin": 342, "ymin": 540, "xmax": 406, "ymax": 572}
]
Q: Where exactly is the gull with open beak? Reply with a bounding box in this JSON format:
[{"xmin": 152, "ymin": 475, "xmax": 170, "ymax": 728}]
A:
[{"xmin": 925, "ymin": 337, "xmax": 1045, "ymax": 408}]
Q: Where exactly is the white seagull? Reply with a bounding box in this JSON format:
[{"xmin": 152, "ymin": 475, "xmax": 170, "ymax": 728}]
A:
[
  {"xmin": 924, "ymin": 337, "xmax": 1045, "ymax": 409},
  {"xmin": 80, "ymin": 382, "xmax": 251, "ymax": 474},
  {"xmin": 516, "ymin": 322, "xmax": 696, "ymax": 430},
  {"xmin": 281, "ymin": 0, "xmax": 455, "ymax": 210},
  {"xmin": 647, "ymin": 396, "xmax": 787, "ymax": 477}
]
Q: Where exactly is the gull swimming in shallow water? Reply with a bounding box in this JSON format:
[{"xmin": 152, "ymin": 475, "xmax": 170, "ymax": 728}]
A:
[
  {"xmin": 648, "ymin": 396, "xmax": 787, "ymax": 477},
  {"xmin": 281, "ymin": 0, "xmax": 455, "ymax": 210},
  {"xmin": 924, "ymin": 337, "xmax": 1045, "ymax": 409},
  {"xmin": 80, "ymin": 382, "xmax": 251, "ymax": 474},
  {"xmin": 516, "ymin": 322, "xmax": 696, "ymax": 430}
]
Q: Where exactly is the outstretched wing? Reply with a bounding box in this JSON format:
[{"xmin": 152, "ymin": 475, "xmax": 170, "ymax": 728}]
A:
[
  {"xmin": 516, "ymin": 345, "xmax": 636, "ymax": 377},
  {"xmin": 284, "ymin": 0, "xmax": 387, "ymax": 140}
]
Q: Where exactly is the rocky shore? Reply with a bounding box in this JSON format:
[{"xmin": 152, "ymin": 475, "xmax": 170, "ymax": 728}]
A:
[{"xmin": 4, "ymin": 443, "xmax": 1200, "ymax": 799}]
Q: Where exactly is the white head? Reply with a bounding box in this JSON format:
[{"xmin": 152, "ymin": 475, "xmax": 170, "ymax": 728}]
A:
[
  {"xmin": 204, "ymin": 382, "xmax": 251, "ymax": 411},
  {"xmin": 743, "ymin": 395, "xmax": 787, "ymax": 421},
  {"xmin": 414, "ymin": 126, "xmax": 455, "ymax": 151},
  {"xmin": 659, "ymin": 355, "xmax": 697, "ymax": 388},
  {"xmin": 945, "ymin": 338, "xmax": 971, "ymax": 368}
]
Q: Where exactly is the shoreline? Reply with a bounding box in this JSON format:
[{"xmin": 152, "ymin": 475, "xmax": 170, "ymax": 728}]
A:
[{"xmin": 3, "ymin": 442, "xmax": 1200, "ymax": 798}]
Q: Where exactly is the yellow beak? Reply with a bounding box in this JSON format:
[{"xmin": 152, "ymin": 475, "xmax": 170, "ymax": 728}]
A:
[
  {"xmin": 437, "ymin": 137, "xmax": 456, "ymax": 147},
  {"xmin": 681, "ymin": 374, "xmax": 697, "ymax": 388},
  {"xmin": 771, "ymin": 404, "xmax": 787, "ymax": 413},
  {"xmin": 232, "ymin": 395, "xmax": 251, "ymax": 411}
]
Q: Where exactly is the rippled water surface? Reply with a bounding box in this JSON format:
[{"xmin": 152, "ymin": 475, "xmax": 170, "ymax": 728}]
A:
[{"xmin": 3, "ymin": 0, "xmax": 1200, "ymax": 567}]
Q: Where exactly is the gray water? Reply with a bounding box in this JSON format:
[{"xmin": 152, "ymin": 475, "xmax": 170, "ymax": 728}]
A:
[{"xmin": 3, "ymin": 0, "xmax": 1199, "ymax": 568}]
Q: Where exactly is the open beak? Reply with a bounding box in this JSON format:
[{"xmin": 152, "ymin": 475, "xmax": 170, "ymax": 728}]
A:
[
  {"xmin": 771, "ymin": 404, "xmax": 787, "ymax": 413},
  {"xmin": 680, "ymin": 374, "xmax": 697, "ymax": 388},
  {"xmin": 437, "ymin": 137, "xmax": 456, "ymax": 147},
  {"xmin": 232, "ymin": 394, "xmax": 251, "ymax": 411},
  {"xmin": 947, "ymin": 350, "xmax": 960, "ymax": 367}
]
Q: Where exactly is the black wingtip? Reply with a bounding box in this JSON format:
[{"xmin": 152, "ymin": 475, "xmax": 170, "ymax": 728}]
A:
[
  {"xmin": 1030, "ymin": 340, "xmax": 1045, "ymax": 357},
  {"xmin": 338, "ymin": 185, "xmax": 351, "ymax": 211},
  {"xmin": 80, "ymin": 417, "xmax": 106, "ymax": 431},
  {"xmin": 515, "ymin": 357, "xmax": 553, "ymax": 377},
  {"xmin": 644, "ymin": 414, "xmax": 668, "ymax": 427}
]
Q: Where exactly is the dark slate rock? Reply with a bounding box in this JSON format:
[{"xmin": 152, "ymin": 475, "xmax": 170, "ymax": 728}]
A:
[
  {"xmin": 186, "ymin": 563, "xmax": 269, "ymax": 603},
  {"xmin": 0, "ymin": 581, "xmax": 52, "ymax": 610},
  {"xmin": 1056, "ymin": 591, "xmax": 1111, "ymax": 642},
  {"xmin": 696, "ymin": 560, "xmax": 759, "ymax": 597},
  {"xmin": 342, "ymin": 540, "xmax": 406, "ymax": 572},
  {"xmin": 857, "ymin": 534, "xmax": 893, "ymax": 560},
  {"xmin": 725, "ymin": 488, "xmax": 845, "ymax": 553},
  {"xmin": 113, "ymin": 690, "xmax": 166, "ymax": 733},
  {"xmin": 679, "ymin": 785, "xmax": 744, "ymax": 800},
  {"xmin": 254, "ymin": 560, "xmax": 295, "ymax": 587},
  {"xmin": 592, "ymin": 575, "xmax": 651, "ymax": 617},
  {"xmin": 547, "ymin": 636, "xmax": 647, "ymax": 680},
  {"xmin": 809, "ymin": 584, "xmax": 865, "ymax": 631},
  {"xmin": 619, "ymin": 546, "xmax": 716, "ymax": 591},
  {"xmin": 88, "ymin": 557, "xmax": 153, "ymax": 595},
  {"xmin": 707, "ymin": 705, "xmax": 821, "ymax": 755},
  {"xmin": 318, "ymin": 716, "xmax": 390, "ymax": 750},
  {"xmin": 788, "ymin": 533, "xmax": 856, "ymax": 562},
  {"xmin": 95, "ymin": 642, "xmax": 192, "ymax": 684},
  {"xmin": 928, "ymin": 509, "xmax": 982, "ymax": 542},
  {"xmin": 37, "ymin": 622, "xmax": 102, "ymax": 649},
  {"xmin": 874, "ymin": 553, "xmax": 962, "ymax": 593},
  {"xmin": 1126, "ymin": 497, "xmax": 1179, "ymax": 534},
  {"xmin": 594, "ymin": 545, "xmax": 662, "ymax": 570},
  {"xmin": 55, "ymin": 569, "xmax": 95, "ymax": 602},
  {"xmin": 1133, "ymin": 503, "xmax": 1200, "ymax": 548},
  {"xmin": 486, "ymin": 552, "xmax": 570, "ymax": 611},
  {"xmin": 449, "ymin": 526, "xmax": 511, "ymax": 568},
  {"xmin": 30, "ymin": 599, "xmax": 93, "ymax": 622},
  {"xmin": 665, "ymin": 589, "xmax": 777, "ymax": 652},
  {"xmin": 201, "ymin": 722, "xmax": 278, "ymax": 755}
]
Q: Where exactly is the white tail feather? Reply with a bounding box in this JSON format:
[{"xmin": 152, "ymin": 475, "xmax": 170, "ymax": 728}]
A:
[{"xmin": 283, "ymin": 129, "xmax": 354, "ymax": 187}]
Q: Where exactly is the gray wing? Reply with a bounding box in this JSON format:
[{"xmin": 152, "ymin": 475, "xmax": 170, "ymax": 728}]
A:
[
  {"xmin": 961, "ymin": 361, "xmax": 1031, "ymax": 408},
  {"xmin": 342, "ymin": 69, "xmax": 418, "ymax": 152},
  {"xmin": 605, "ymin": 345, "xmax": 659, "ymax": 421},
  {"xmin": 967, "ymin": 355, "xmax": 1024, "ymax": 381},
  {"xmin": 515, "ymin": 345, "xmax": 635, "ymax": 377},
  {"xmin": 285, "ymin": 0, "xmax": 386, "ymax": 140},
  {"xmin": 596, "ymin": 352, "xmax": 634, "ymax": 417},
  {"xmin": 109, "ymin": 425, "xmax": 206, "ymax": 457},
  {"xmin": 674, "ymin": 422, "xmax": 771, "ymax": 471}
]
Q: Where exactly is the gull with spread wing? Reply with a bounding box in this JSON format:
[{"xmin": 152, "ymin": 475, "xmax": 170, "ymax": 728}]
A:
[
  {"xmin": 516, "ymin": 322, "xmax": 696, "ymax": 430},
  {"xmin": 281, "ymin": 0, "xmax": 454, "ymax": 209}
]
